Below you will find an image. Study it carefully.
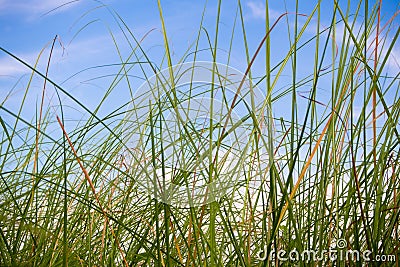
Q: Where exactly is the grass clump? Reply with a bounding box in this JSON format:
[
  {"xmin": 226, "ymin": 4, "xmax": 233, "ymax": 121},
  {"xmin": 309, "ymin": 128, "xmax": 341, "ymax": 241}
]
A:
[{"xmin": 0, "ymin": 0, "xmax": 399, "ymax": 266}]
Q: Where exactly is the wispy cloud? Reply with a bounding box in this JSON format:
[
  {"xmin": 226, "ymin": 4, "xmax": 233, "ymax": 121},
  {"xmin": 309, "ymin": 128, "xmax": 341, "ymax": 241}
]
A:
[
  {"xmin": 246, "ymin": 1, "xmax": 281, "ymax": 21},
  {"xmin": 0, "ymin": 52, "xmax": 38, "ymax": 76},
  {"xmin": 0, "ymin": 0, "xmax": 81, "ymax": 16},
  {"xmin": 0, "ymin": 60, "xmax": 27, "ymax": 77},
  {"xmin": 0, "ymin": 32, "xmax": 126, "ymax": 116},
  {"xmin": 387, "ymin": 46, "xmax": 400, "ymax": 70},
  {"xmin": 247, "ymin": 1, "xmax": 265, "ymax": 19},
  {"xmin": 305, "ymin": 19, "xmax": 399, "ymax": 73}
]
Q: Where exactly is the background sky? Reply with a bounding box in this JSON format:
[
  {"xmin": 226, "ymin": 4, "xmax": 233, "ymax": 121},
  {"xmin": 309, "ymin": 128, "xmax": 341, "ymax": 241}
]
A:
[{"xmin": 0, "ymin": 0, "xmax": 399, "ymax": 127}]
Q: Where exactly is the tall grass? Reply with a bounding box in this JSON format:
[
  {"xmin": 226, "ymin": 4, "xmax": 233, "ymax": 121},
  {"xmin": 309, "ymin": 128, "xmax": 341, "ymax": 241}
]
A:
[{"xmin": 1, "ymin": 0, "xmax": 399, "ymax": 266}]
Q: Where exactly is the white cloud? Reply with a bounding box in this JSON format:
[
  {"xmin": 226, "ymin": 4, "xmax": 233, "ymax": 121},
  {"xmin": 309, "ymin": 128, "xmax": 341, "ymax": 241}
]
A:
[
  {"xmin": 0, "ymin": 59, "xmax": 25, "ymax": 76},
  {"xmin": 387, "ymin": 46, "xmax": 400, "ymax": 70},
  {"xmin": 0, "ymin": 0, "xmax": 80, "ymax": 16},
  {"xmin": 0, "ymin": 33, "xmax": 111, "ymax": 78},
  {"xmin": 247, "ymin": 1, "xmax": 265, "ymax": 19},
  {"xmin": 0, "ymin": 52, "xmax": 37, "ymax": 76},
  {"xmin": 246, "ymin": 1, "xmax": 281, "ymax": 21}
]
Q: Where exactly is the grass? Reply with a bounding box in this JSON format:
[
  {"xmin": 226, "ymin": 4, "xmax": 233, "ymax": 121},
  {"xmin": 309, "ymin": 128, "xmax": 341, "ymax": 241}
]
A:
[{"xmin": 1, "ymin": 0, "xmax": 400, "ymax": 266}]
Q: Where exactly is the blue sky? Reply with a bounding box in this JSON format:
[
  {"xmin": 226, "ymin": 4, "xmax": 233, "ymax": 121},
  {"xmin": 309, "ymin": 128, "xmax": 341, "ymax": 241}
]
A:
[{"xmin": 0, "ymin": 0, "xmax": 399, "ymax": 124}]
